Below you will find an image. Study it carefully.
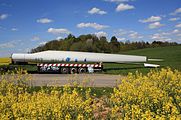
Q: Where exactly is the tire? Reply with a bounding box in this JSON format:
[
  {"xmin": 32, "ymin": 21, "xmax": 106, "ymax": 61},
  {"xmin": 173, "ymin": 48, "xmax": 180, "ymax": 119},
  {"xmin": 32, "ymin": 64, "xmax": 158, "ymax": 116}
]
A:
[
  {"xmin": 78, "ymin": 67, "xmax": 86, "ymax": 74},
  {"xmin": 61, "ymin": 68, "xmax": 69, "ymax": 74},
  {"xmin": 70, "ymin": 68, "xmax": 78, "ymax": 74}
]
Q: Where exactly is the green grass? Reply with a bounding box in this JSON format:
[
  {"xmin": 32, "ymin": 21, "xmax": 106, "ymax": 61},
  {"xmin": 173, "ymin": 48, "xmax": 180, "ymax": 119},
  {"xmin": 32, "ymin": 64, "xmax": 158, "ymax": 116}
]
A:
[
  {"xmin": 1, "ymin": 45, "xmax": 180, "ymax": 75},
  {"xmin": 103, "ymin": 45, "xmax": 181, "ymax": 75}
]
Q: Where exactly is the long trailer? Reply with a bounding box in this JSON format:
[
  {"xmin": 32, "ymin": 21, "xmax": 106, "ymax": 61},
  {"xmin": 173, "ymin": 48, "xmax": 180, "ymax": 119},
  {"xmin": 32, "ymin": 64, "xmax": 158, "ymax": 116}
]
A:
[
  {"xmin": 37, "ymin": 63, "xmax": 102, "ymax": 74},
  {"xmin": 10, "ymin": 50, "xmax": 160, "ymax": 74}
]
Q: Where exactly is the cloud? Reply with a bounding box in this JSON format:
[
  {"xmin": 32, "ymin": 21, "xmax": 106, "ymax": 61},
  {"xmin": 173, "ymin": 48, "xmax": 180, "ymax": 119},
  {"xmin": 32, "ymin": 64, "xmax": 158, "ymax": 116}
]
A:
[
  {"xmin": 129, "ymin": 31, "xmax": 143, "ymax": 39},
  {"xmin": 0, "ymin": 40, "xmax": 20, "ymax": 49},
  {"xmin": 114, "ymin": 29, "xmax": 128, "ymax": 36},
  {"xmin": 31, "ymin": 36, "xmax": 40, "ymax": 41},
  {"xmin": 114, "ymin": 29, "xmax": 143, "ymax": 40},
  {"xmin": 37, "ymin": 18, "xmax": 53, "ymax": 24},
  {"xmin": 0, "ymin": 14, "xmax": 8, "ymax": 20},
  {"xmin": 139, "ymin": 16, "xmax": 162, "ymax": 23},
  {"xmin": 11, "ymin": 28, "xmax": 18, "ymax": 31},
  {"xmin": 104, "ymin": 0, "xmax": 129, "ymax": 3},
  {"xmin": 39, "ymin": 41, "xmax": 47, "ymax": 46},
  {"xmin": 148, "ymin": 22, "xmax": 164, "ymax": 29},
  {"xmin": 151, "ymin": 33, "xmax": 172, "ymax": 42},
  {"xmin": 117, "ymin": 37, "xmax": 126, "ymax": 41},
  {"xmin": 172, "ymin": 29, "xmax": 180, "ymax": 34},
  {"xmin": 88, "ymin": 7, "xmax": 107, "ymax": 15},
  {"xmin": 175, "ymin": 23, "xmax": 181, "ymax": 28},
  {"xmin": 169, "ymin": 17, "xmax": 180, "ymax": 21},
  {"xmin": 94, "ymin": 31, "xmax": 107, "ymax": 37},
  {"xmin": 47, "ymin": 28, "xmax": 71, "ymax": 35},
  {"xmin": 116, "ymin": 3, "xmax": 135, "ymax": 12},
  {"xmin": 56, "ymin": 36, "xmax": 63, "ymax": 40},
  {"xmin": 77, "ymin": 23, "xmax": 109, "ymax": 30},
  {"xmin": 171, "ymin": 8, "xmax": 181, "ymax": 15}
]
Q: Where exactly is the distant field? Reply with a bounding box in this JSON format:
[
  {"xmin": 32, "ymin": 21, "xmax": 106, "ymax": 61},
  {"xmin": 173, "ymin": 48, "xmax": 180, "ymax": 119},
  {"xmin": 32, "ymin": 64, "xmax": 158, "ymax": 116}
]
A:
[
  {"xmin": 0, "ymin": 45, "xmax": 180, "ymax": 75},
  {"xmin": 0, "ymin": 57, "xmax": 11, "ymax": 65},
  {"xmin": 104, "ymin": 45, "xmax": 181, "ymax": 75}
]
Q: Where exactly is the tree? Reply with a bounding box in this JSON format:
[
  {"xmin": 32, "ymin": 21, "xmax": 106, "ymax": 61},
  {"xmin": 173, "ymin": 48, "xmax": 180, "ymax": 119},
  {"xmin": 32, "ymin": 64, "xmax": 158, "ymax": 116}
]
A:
[{"xmin": 110, "ymin": 36, "xmax": 120, "ymax": 53}]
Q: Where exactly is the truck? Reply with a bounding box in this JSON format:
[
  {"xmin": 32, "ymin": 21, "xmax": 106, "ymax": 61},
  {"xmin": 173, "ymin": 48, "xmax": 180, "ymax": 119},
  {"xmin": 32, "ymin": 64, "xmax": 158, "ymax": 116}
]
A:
[{"xmin": 10, "ymin": 50, "xmax": 160, "ymax": 74}]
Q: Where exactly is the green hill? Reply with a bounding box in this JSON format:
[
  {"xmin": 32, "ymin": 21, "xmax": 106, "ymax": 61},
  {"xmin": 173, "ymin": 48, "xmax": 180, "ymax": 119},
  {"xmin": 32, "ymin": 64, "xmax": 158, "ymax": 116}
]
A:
[{"xmin": 104, "ymin": 45, "xmax": 181, "ymax": 75}]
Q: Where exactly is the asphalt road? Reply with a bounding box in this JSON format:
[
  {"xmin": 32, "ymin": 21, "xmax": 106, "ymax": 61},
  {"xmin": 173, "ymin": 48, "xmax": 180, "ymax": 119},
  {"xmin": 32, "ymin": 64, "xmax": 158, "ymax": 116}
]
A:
[{"xmin": 30, "ymin": 74, "xmax": 122, "ymax": 87}]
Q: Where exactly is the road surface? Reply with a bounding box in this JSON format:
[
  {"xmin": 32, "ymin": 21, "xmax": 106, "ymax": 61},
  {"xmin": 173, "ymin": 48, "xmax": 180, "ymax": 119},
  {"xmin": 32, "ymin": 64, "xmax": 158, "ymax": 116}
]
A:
[{"xmin": 29, "ymin": 74, "xmax": 122, "ymax": 87}]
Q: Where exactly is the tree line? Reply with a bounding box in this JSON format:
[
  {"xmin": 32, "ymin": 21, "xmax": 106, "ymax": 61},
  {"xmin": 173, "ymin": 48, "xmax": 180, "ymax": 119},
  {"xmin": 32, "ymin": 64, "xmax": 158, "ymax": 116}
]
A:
[{"xmin": 31, "ymin": 34, "xmax": 178, "ymax": 53}]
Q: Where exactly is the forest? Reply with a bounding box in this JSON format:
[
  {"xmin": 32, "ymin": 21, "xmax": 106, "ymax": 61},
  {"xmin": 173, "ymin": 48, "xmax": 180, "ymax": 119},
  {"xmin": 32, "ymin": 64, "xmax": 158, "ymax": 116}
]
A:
[{"xmin": 31, "ymin": 34, "xmax": 178, "ymax": 53}]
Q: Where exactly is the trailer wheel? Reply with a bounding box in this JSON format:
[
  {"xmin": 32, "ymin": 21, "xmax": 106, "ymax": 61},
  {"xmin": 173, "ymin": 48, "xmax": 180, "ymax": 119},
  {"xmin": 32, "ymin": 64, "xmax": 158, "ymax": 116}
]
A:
[
  {"xmin": 61, "ymin": 68, "xmax": 69, "ymax": 74},
  {"xmin": 70, "ymin": 68, "xmax": 77, "ymax": 74},
  {"xmin": 78, "ymin": 68, "xmax": 86, "ymax": 74}
]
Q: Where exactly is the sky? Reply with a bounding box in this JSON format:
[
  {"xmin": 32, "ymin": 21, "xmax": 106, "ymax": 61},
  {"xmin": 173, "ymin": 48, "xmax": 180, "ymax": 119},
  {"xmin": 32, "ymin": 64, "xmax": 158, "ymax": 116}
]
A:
[{"xmin": 0, "ymin": 0, "xmax": 181, "ymax": 57}]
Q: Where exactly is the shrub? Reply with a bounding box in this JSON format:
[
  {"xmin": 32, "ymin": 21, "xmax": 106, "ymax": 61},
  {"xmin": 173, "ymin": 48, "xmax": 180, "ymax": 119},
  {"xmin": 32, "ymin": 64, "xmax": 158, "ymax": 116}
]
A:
[
  {"xmin": 110, "ymin": 68, "xmax": 181, "ymax": 119},
  {"xmin": 0, "ymin": 68, "xmax": 180, "ymax": 119}
]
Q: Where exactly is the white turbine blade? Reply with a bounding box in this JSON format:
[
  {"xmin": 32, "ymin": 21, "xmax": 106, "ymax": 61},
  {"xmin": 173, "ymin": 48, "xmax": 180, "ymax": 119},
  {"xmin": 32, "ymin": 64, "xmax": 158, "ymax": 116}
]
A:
[{"xmin": 144, "ymin": 63, "xmax": 160, "ymax": 68}]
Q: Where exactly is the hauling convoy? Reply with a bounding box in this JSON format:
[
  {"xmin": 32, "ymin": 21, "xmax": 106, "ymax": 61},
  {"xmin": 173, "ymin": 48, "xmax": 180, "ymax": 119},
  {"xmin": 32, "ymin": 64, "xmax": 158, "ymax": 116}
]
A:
[{"xmin": 11, "ymin": 50, "xmax": 160, "ymax": 74}]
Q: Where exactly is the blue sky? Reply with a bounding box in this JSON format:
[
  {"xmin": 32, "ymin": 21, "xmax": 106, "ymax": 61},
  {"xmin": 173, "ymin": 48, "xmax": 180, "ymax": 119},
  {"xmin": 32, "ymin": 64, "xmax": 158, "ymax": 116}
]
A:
[{"xmin": 0, "ymin": 0, "xmax": 181, "ymax": 57}]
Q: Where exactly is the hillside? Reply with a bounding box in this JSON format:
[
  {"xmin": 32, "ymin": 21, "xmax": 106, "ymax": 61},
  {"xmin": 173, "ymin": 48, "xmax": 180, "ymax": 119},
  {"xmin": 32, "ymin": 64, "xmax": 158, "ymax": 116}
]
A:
[
  {"xmin": 124, "ymin": 45, "xmax": 181, "ymax": 70},
  {"xmin": 104, "ymin": 45, "xmax": 181, "ymax": 74}
]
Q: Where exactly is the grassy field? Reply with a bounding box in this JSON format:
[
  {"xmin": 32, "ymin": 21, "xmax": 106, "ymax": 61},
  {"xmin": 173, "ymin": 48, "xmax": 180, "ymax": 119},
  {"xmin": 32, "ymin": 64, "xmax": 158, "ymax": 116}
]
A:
[
  {"xmin": 103, "ymin": 45, "xmax": 181, "ymax": 75},
  {"xmin": 0, "ymin": 45, "xmax": 180, "ymax": 75}
]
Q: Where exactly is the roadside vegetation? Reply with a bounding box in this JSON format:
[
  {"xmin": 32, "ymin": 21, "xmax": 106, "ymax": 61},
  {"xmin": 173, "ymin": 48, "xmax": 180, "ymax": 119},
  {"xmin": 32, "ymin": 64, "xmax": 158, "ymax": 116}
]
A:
[{"xmin": 0, "ymin": 68, "xmax": 180, "ymax": 119}]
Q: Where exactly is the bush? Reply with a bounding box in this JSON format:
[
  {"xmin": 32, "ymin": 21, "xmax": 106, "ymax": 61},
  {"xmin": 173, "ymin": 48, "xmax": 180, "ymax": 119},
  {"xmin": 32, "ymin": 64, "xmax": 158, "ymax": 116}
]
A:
[
  {"xmin": 110, "ymin": 68, "xmax": 181, "ymax": 119},
  {"xmin": 0, "ymin": 70, "xmax": 94, "ymax": 119},
  {"xmin": 0, "ymin": 68, "xmax": 180, "ymax": 119}
]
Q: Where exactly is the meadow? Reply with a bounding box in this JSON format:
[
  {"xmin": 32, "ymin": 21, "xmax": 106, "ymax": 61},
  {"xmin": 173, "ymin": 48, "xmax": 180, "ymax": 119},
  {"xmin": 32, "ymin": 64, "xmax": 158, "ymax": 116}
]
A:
[
  {"xmin": 0, "ymin": 45, "xmax": 181, "ymax": 75},
  {"xmin": 104, "ymin": 45, "xmax": 181, "ymax": 75}
]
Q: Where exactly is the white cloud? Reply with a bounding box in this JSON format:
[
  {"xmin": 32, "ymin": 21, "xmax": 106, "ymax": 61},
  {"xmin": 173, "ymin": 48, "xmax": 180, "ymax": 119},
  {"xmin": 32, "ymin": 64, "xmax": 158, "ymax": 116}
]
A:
[
  {"xmin": 116, "ymin": 3, "xmax": 135, "ymax": 12},
  {"xmin": 114, "ymin": 29, "xmax": 143, "ymax": 41},
  {"xmin": 88, "ymin": 7, "xmax": 107, "ymax": 15},
  {"xmin": 117, "ymin": 37, "xmax": 126, "ymax": 41},
  {"xmin": 39, "ymin": 41, "xmax": 47, "ymax": 45},
  {"xmin": 151, "ymin": 33, "xmax": 172, "ymax": 42},
  {"xmin": 172, "ymin": 29, "xmax": 180, "ymax": 34},
  {"xmin": 77, "ymin": 23, "xmax": 109, "ymax": 30},
  {"xmin": 114, "ymin": 29, "xmax": 128, "ymax": 36},
  {"xmin": 0, "ymin": 14, "xmax": 8, "ymax": 20},
  {"xmin": 31, "ymin": 36, "xmax": 40, "ymax": 41},
  {"xmin": 104, "ymin": 0, "xmax": 129, "ymax": 3},
  {"xmin": 129, "ymin": 31, "xmax": 143, "ymax": 39},
  {"xmin": 0, "ymin": 40, "xmax": 20, "ymax": 49},
  {"xmin": 37, "ymin": 18, "xmax": 53, "ymax": 24},
  {"xmin": 94, "ymin": 31, "xmax": 107, "ymax": 37},
  {"xmin": 56, "ymin": 36, "xmax": 63, "ymax": 40},
  {"xmin": 139, "ymin": 16, "xmax": 162, "ymax": 23},
  {"xmin": 11, "ymin": 28, "xmax": 18, "ymax": 31},
  {"xmin": 169, "ymin": 17, "xmax": 180, "ymax": 21},
  {"xmin": 148, "ymin": 22, "xmax": 164, "ymax": 29},
  {"xmin": 171, "ymin": 8, "xmax": 181, "ymax": 15},
  {"xmin": 175, "ymin": 23, "xmax": 181, "ymax": 28},
  {"xmin": 47, "ymin": 28, "xmax": 71, "ymax": 35}
]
